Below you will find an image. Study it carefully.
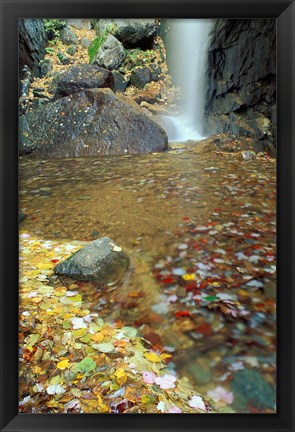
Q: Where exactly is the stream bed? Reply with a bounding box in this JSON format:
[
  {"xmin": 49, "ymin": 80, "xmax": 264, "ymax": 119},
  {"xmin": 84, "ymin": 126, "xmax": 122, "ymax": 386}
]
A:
[{"xmin": 19, "ymin": 145, "xmax": 276, "ymax": 413}]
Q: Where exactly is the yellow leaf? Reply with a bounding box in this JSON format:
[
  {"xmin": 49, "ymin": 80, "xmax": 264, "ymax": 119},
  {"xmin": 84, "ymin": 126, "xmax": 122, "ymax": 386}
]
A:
[
  {"xmin": 31, "ymin": 365, "xmax": 42, "ymax": 374},
  {"xmin": 160, "ymin": 353, "xmax": 172, "ymax": 360},
  {"xmin": 144, "ymin": 352, "xmax": 162, "ymax": 363},
  {"xmin": 182, "ymin": 273, "xmax": 196, "ymax": 281},
  {"xmin": 91, "ymin": 332, "xmax": 105, "ymax": 342},
  {"xmin": 72, "ymin": 328, "xmax": 88, "ymax": 339},
  {"xmin": 114, "ymin": 368, "xmax": 127, "ymax": 386},
  {"xmin": 37, "ymin": 262, "xmax": 53, "ymax": 270},
  {"xmin": 57, "ymin": 359, "xmax": 70, "ymax": 370}
]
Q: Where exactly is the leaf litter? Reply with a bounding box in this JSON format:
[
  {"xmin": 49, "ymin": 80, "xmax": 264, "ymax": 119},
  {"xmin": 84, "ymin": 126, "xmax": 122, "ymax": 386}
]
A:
[{"xmin": 19, "ymin": 148, "xmax": 276, "ymax": 413}]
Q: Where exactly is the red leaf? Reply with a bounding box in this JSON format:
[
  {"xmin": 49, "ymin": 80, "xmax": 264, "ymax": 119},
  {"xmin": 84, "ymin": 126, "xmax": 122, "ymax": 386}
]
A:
[{"xmin": 175, "ymin": 310, "xmax": 191, "ymax": 318}]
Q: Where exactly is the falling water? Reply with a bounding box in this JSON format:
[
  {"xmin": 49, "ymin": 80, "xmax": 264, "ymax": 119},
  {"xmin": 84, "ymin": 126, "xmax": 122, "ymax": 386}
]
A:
[{"xmin": 161, "ymin": 19, "xmax": 212, "ymax": 142}]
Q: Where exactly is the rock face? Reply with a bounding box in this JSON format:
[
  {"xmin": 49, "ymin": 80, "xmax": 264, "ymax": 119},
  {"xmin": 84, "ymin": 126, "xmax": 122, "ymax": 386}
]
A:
[
  {"xmin": 93, "ymin": 35, "xmax": 126, "ymax": 70},
  {"xmin": 97, "ymin": 19, "xmax": 156, "ymax": 49},
  {"xmin": 51, "ymin": 64, "xmax": 115, "ymax": 99},
  {"xmin": 205, "ymin": 19, "xmax": 276, "ymax": 153},
  {"xmin": 19, "ymin": 88, "xmax": 168, "ymax": 157},
  {"xmin": 54, "ymin": 237, "xmax": 130, "ymax": 284},
  {"xmin": 19, "ymin": 19, "xmax": 48, "ymax": 77}
]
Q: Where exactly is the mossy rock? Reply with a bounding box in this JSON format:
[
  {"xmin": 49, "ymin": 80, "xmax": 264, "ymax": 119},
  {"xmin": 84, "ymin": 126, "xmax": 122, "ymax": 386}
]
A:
[{"xmin": 88, "ymin": 34, "xmax": 108, "ymax": 63}]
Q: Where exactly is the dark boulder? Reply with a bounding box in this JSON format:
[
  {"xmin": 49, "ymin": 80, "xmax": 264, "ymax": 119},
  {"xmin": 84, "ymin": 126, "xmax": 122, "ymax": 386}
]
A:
[
  {"xmin": 19, "ymin": 19, "xmax": 48, "ymax": 77},
  {"xmin": 59, "ymin": 26, "xmax": 78, "ymax": 45},
  {"xmin": 51, "ymin": 64, "xmax": 115, "ymax": 99},
  {"xmin": 19, "ymin": 88, "xmax": 168, "ymax": 157},
  {"xmin": 112, "ymin": 70, "xmax": 128, "ymax": 92},
  {"xmin": 93, "ymin": 35, "xmax": 126, "ymax": 70},
  {"xmin": 130, "ymin": 67, "xmax": 152, "ymax": 89},
  {"xmin": 54, "ymin": 237, "xmax": 130, "ymax": 284},
  {"xmin": 97, "ymin": 19, "xmax": 156, "ymax": 49}
]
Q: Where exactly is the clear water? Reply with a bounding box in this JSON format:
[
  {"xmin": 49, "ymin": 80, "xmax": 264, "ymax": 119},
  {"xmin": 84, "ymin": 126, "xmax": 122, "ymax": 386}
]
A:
[{"xmin": 19, "ymin": 147, "xmax": 276, "ymax": 413}]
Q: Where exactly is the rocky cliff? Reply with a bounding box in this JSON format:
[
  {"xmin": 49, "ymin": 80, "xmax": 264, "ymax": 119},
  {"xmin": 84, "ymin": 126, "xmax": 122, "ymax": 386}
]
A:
[
  {"xmin": 19, "ymin": 19, "xmax": 48, "ymax": 78},
  {"xmin": 205, "ymin": 19, "xmax": 276, "ymax": 154}
]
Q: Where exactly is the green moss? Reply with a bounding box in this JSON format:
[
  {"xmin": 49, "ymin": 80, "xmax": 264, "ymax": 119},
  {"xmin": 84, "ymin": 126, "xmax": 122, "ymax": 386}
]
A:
[
  {"xmin": 43, "ymin": 19, "xmax": 67, "ymax": 40},
  {"xmin": 88, "ymin": 34, "xmax": 107, "ymax": 63}
]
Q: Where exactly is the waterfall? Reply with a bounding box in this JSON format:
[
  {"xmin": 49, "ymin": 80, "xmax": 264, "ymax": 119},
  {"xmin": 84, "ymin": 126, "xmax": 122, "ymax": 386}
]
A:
[{"xmin": 162, "ymin": 19, "xmax": 212, "ymax": 142}]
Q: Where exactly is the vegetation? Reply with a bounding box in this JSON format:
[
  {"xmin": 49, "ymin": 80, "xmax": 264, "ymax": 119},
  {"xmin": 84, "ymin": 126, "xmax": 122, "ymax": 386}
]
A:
[
  {"xmin": 88, "ymin": 34, "xmax": 107, "ymax": 63},
  {"xmin": 43, "ymin": 19, "xmax": 67, "ymax": 40}
]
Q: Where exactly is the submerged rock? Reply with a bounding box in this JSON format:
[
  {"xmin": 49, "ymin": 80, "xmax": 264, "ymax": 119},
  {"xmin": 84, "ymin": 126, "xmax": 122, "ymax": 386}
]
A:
[
  {"xmin": 54, "ymin": 237, "xmax": 130, "ymax": 284},
  {"xmin": 19, "ymin": 88, "xmax": 168, "ymax": 157},
  {"xmin": 230, "ymin": 369, "xmax": 276, "ymax": 411}
]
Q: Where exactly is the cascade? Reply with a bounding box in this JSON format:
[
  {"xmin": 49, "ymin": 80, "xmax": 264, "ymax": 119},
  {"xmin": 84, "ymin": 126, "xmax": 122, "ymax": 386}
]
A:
[{"xmin": 162, "ymin": 19, "xmax": 212, "ymax": 142}]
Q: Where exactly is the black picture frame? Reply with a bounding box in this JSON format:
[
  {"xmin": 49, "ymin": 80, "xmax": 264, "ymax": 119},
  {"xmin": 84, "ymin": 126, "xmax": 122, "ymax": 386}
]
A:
[{"xmin": 1, "ymin": 0, "xmax": 294, "ymax": 431}]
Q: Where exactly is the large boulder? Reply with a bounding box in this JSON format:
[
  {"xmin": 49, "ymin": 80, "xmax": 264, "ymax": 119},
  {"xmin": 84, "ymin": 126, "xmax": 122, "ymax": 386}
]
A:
[
  {"xmin": 54, "ymin": 237, "xmax": 130, "ymax": 284},
  {"xmin": 19, "ymin": 88, "xmax": 168, "ymax": 158},
  {"xmin": 51, "ymin": 64, "xmax": 115, "ymax": 99},
  {"xmin": 19, "ymin": 19, "xmax": 48, "ymax": 77},
  {"xmin": 96, "ymin": 19, "xmax": 156, "ymax": 49},
  {"xmin": 93, "ymin": 35, "xmax": 126, "ymax": 70}
]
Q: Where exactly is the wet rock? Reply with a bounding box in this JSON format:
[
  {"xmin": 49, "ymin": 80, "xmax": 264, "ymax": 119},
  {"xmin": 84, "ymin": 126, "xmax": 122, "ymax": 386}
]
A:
[
  {"xmin": 93, "ymin": 35, "xmax": 126, "ymax": 70},
  {"xmin": 67, "ymin": 19, "xmax": 91, "ymax": 30},
  {"xmin": 67, "ymin": 45, "xmax": 77, "ymax": 56},
  {"xmin": 112, "ymin": 70, "xmax": 128, "ymax": 92},
  {"xmin": 51, "ymin": 64, "xmax": 115, "ymax": 99},
  {"xmin": 130, "ymin": 67, "xmax": 152, "ymax": 89},
  {"xmin": 39, "ymin": 59, "xmax": 52, "ymax": 77},
  {"xmin": 97, "ymin": 19, "xmax": 156, "ymax": 49},
  {"xmin": 19, "ymin": 19, "xmax": 48, "ymax": 78},
  {"xmin": 59, "ymin": 26, "xmax": 78, "ymax": 45},
  {"xmin": 19, "ymin": 88, "xmax": 168, "ymax": 157},
  {"xmin": 81, "ymin": 37, "xmax": 92, "ymax": 48},
  {"xmin": 54, "ymin": 237, "xmax": 130, "ymax": 284},
  {"xmin": 230, "ymin": 368, "xmax": 276, "ymax": 411}
]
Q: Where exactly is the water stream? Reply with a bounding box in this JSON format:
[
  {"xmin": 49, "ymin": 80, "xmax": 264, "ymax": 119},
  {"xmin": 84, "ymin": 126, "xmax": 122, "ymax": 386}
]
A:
[{"xmin": 19, "ymin": 147, "xmax": 276, "ymax": 412}]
